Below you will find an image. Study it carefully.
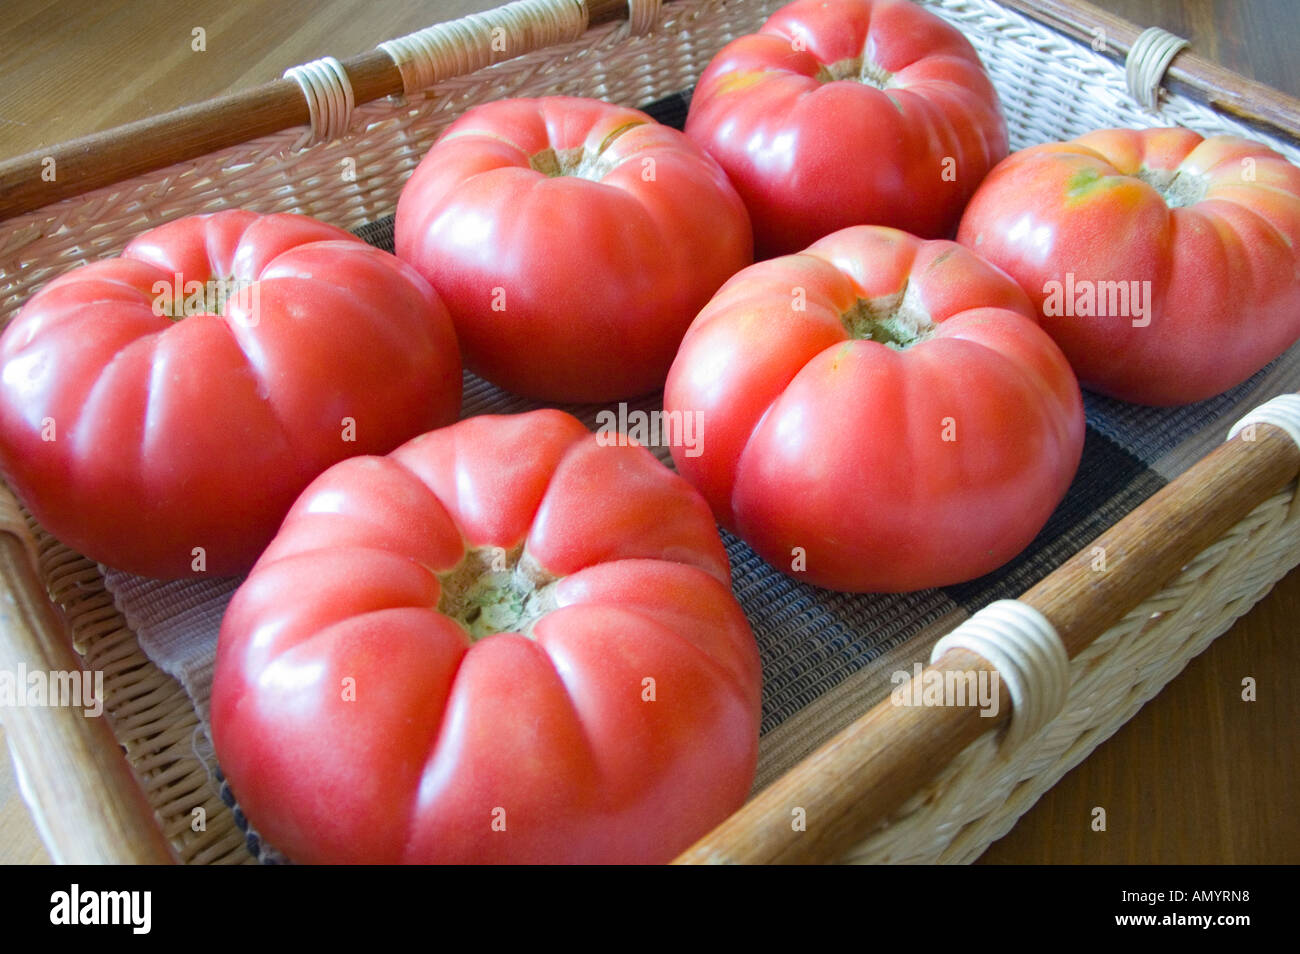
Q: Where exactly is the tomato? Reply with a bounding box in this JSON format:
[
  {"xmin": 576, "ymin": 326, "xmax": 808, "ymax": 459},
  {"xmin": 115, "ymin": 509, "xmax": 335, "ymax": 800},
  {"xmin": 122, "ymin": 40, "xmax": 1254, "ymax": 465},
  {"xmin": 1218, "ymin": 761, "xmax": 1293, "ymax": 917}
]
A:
[
  {"xmin": 0, "ymin": 210, "xmax": 461, "ymax": 579},
  {"xmin": 956, "ymin": 128, "xmax": 1300, "ymax": 405},
  {"xmin": 211, "ymin": 409, "xmax": 762, "ymax": 864},
  {"xmin": 684, "ymin": 0, "xmax": 1008, "ymax": 259},
  {"xmin": 395, "ymin": 96, "xmax": 752, "ymax": 402},
  {"xmin": 663, "ymin": 226, "xmax": 1084, "ymax": 593}
]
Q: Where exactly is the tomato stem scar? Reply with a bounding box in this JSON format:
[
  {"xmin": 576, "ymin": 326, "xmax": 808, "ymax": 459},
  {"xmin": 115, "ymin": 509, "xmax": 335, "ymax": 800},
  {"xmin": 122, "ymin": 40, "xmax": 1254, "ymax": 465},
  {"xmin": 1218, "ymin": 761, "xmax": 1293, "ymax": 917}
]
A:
[
  {"xmin": 438, "ymin": 544, "xmax": 558, "ymax": 641},
  {"xmin": 840, "ymin": 282, "xmax": 935, "ymax": 349}
]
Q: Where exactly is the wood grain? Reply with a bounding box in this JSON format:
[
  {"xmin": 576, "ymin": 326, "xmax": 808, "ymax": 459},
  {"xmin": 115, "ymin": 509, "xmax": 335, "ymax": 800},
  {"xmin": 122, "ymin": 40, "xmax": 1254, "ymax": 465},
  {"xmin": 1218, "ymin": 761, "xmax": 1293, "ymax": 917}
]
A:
[
  {"xmin": 675, "ymin": 648, "xmax": 1012, "ymax": 864},
  {"xmin": 0, "ymin": 0, "xmax": 523, "ymax": 155},
  {"xmin": 1, "ymin": 0, "xmax": 1298, "ymax": 865},
  {"xmin": 981, "ymin": 562, "xmax": 1300, "ymax": 863},
  {"xmin": 675, "ymin": 425, "xmax": 1300, "ymax": 864},
  {"xmin": 1027, "ymin": 427, "xmax": 1300, "ymax": 659},
  {"xmin": 0, "ymin": 722, "xmax": 50, "ymax": 864},
  {"xmin": 0, "ymin": 529, "xmax": 175, "ymax": 863},
  {"xmin": 0, "ymin": 0, "xmax": 656, "ymax": 218},
  {"xmin": 999, "ymin": 0, "xmax": 1300, "ymax": 141}
]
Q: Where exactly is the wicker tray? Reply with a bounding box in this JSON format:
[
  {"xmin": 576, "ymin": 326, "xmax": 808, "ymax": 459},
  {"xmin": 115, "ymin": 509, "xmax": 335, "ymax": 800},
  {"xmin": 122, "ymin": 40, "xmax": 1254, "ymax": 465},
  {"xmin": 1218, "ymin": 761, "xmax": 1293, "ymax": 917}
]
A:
[{"xmin": 1, "ymin": 0, "xmax": 1298, "ymax": 865}]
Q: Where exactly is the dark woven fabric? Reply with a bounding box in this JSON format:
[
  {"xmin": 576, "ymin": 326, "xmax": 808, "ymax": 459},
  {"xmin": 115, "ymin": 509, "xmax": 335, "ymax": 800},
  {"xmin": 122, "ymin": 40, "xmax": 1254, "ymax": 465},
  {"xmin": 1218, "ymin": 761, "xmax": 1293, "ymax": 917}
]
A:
[
  {"xmin": 724, "ymin": 540, "xmax": 957, "ymax": 733},
  {"xmin": 639, "ymin": 88, "xmax": 692, "ymax": 130},
  {"xmin": 357, "ymin": 207, "xmax": 1171, "ymax": 736},
  {"xmin": 352, "ymin": 90, "xmax": 1300, "ymax": 738},
  {"xmin": 224, "ymin": 89, "xmax": 1300, "ymax": 862},
  {"xmin": 944, "ymin": 428, "xmax": 1165, "ymax": 610},
  {"xmin": 354, "ymin": 215, "xmax": 396, "ymax": 253},
  {"xmin": 361, "ymin": 201, "xmax": 1174, "ymax": 734},
  {"xmin": 1081, "ymin": 361, "xmax": 1277, "ymax": 461},
  {"xmin": 355, "ymin": 177, "xmax": 1174, "ymax": 733}
]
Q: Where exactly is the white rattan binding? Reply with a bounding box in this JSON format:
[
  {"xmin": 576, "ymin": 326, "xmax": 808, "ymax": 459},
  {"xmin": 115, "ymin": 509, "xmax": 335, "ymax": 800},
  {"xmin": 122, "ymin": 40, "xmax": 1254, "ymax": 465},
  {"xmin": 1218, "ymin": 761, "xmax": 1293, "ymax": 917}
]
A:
[
  {"xmin": 627, "ymin": 0, "xmax": 663, "ymax": 35},
  {"xmin": 1229, "ymin": 393, "xmax": 1300, "ymax": 452},
  {"xmin": 377, "ymin": 0, "xmax": 588, "ymax": 98},
  {"xmin": 1125, "ymin": 26, "xmax": 1189, "ymax": 112},
  {"xmin": 282, "ymin": 57, "xmax": 356, "ymax": 148},
  {"xmin": 1230, "ymin": 394, "xmax": 1300, "ymax": 521},
  {"xmin": 930, "ymin": 600, "xmax": 1069, "ymax": 752}
]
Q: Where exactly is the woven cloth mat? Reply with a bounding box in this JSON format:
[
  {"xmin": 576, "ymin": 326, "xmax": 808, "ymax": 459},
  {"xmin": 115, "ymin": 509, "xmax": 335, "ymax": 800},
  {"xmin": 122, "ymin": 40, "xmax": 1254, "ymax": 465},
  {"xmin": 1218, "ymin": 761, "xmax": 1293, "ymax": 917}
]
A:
[{"xmin": 99, "ymin": 92, "xmax": 1300, "ymax": 858}]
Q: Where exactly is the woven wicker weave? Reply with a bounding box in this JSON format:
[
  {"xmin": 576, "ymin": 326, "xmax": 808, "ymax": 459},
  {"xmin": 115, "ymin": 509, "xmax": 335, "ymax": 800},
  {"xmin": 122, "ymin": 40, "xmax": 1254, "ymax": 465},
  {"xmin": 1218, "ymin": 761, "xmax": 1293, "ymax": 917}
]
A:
[
  {"xmin": 1, "ymin": 0, "xmax": 1298, "ymax": 864},
  {"xmin": 852, "ymin": 485, "xmax": 1300, "ymax": 863}
]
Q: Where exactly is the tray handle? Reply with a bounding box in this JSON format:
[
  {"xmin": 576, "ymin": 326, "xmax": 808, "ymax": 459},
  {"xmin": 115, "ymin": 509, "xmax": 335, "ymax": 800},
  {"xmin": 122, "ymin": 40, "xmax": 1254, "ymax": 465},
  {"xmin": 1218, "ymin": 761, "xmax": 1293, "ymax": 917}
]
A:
[
  {"xmin": 0, "ymin": 484, "xmax": 176, "ymax": 863},
  {"xmin": 675, "ymin": 397, "xmax": 1300, "ymax": 864},
  {"xmin": 0, "ymin": 0, "xmax": 657, "ymax": 221}
]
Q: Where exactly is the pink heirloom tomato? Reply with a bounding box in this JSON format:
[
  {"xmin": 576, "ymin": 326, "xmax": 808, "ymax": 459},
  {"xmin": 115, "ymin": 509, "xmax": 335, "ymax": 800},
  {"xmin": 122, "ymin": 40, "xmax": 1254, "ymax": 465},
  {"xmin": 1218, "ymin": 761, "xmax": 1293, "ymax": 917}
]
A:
[
  {"xmin": 664, "ymin": 226, "xmax": 1085, "ymax": 593},
  {"xmin": 211, "ymin": 409, "xmax": 762, "ymax": 864},
  {"xmin": 0, "ymin": 210, "xmax": 461, "ymax": 578},
  {"xmin": 957, "ymin": 127, "xmax": 1300, "ymax": 405},
  {"xmin": 395, "ymin": 95, "xmax": 753, "ymax": 403},
  {"xmin": 685, "ymin": 0, "xmax": 1009, "ymax": 259}
]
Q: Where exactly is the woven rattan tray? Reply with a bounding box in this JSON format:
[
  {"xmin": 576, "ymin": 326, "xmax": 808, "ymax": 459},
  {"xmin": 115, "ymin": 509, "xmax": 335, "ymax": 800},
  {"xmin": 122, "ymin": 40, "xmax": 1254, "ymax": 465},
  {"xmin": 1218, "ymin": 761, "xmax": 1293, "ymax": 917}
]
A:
[{"xmin": 1, "ymin": 0, "xmax": 1298, "ymax": 864}]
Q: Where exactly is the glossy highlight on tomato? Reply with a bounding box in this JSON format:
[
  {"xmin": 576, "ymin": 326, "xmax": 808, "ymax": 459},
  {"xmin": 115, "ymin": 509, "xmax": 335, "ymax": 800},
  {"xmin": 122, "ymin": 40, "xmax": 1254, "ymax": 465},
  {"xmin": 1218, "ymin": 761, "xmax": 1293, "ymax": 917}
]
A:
[
  {"xmin": 0, "ymin": 210, "xmax": 462, "ymax": 578},
  {"xmin": 664, "ymin": 226, "xmax": 1085, "ymax": 593},
  {"xmin": 211, "ymin": 409, "xmax": 762, "ymax": 864},
  {"xmin": 685, "ymin": 0, "xmax": 1008, "ymax": 258},
  {"xmin": 396, "ymin": 96, "xmax": 753, "ymax": 402},
  {"xmin": 957, "ymin": 127, "xmax": 1300, "ymax": 405}
]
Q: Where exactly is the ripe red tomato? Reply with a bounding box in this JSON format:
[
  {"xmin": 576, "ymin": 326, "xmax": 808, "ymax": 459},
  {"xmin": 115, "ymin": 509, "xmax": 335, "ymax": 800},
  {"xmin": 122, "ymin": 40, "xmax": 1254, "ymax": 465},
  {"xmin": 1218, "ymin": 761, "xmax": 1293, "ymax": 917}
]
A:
[
  {"xmin": 0, "ymin": 210, "xmax": 461, "ymax": 578},
  {"xmin": 957, "ymin": 127, "xmax": 1300, "ymax": 405},
  {"xmin": 664, "ymin": 226, "xmax": 1085, "ymax": 593},
  {"xmin": 211, "ymin": 409, "xmax": 761, "ymax": 864},
  {"xmin": 684, "ymin": 0, "xmax": 1008, "ymax": 259},
  {"xmin": 395, "ymin": 96, "xmax": 752, "ymax": 402}
]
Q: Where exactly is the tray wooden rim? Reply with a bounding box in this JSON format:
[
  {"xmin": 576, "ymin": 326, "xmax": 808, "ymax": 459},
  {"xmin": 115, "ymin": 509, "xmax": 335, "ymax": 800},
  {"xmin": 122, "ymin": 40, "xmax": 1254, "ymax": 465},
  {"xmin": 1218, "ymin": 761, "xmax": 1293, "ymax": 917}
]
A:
[{"xmin": 2, "ymin": 0, "xmax": 1299, "ymax": 865}]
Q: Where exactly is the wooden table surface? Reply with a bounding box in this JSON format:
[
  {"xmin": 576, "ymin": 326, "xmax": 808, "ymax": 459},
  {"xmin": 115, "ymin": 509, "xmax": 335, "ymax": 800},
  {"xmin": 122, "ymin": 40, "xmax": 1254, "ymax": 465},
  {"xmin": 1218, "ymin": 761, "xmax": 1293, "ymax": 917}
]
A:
[{"xmin": 1, "ymin": 0, "xmax": 1297, "ymax": 865}]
